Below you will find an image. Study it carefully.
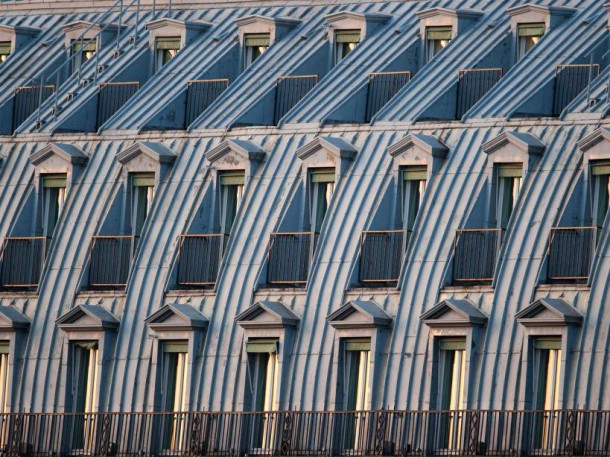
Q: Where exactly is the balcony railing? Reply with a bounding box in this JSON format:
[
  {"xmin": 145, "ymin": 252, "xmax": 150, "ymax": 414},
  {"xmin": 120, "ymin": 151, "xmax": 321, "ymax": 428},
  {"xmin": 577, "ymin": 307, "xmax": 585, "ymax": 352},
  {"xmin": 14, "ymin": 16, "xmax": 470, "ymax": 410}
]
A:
[
  {"xmin": 0, "ymin": 237, "xmax": 47, "ymax": 288},
  {"xmin": 89, "ymin": 236, "xmax": 137, "ymax": 288},
  {"xmin": 0, "ymin": 410, "xmax": 606, "ymax": 456},
  {"xmin": 176, "ymin": 234, "xmax": 227, "ymax": 286},
  {"xmin": 267, "ymin": 232, "xmax": 316, "ymax": 285},
  {"xmin": 456, "ymin": 68, "xmax": 503, "ymax": 118},
  {"xmin": 12, "ymin": 85, "xmax": 55, "ymax": 131},
  {"xmin": 548, "ymin": 227, "xmax": 597, "ymax": 282},
  {"xmin": 185, "ymin": 79, "xmax": 229, "ymax": 127},
  {"xmin": 97, "ymin": 81, "xmax": 140, "ymax": 128},
  {"xmin": 365, "ymin": 71, "xmax": 411, "ymax": 122},
  {"xmin": 554, "ymin": 64, "xmax": 600, "ymax": 116},
  {"xmin": 453, "ymin": 229, "xmax": 503, "ymax": 284},
  {"xmin": 359, "ymin": 230, "xmax": 408, "ymax": 283},
  {"xmin": 274, "ymin": 75, "xmax": 318, "ymax": 124}
]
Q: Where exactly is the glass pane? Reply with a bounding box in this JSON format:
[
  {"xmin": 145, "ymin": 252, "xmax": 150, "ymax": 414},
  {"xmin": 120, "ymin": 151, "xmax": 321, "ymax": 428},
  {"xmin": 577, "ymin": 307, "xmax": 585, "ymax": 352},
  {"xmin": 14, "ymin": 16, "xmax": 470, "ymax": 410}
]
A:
[
  {"xmin": 155, "ymin": 37, "xmax": 181, "ymax": 50},
  {"xmin": 426, "ymin": 26, "xmax": 452, "ymax": 40},
  {"xmin": 497, "ymin": 164, "xmax": 523, "ymax": 178},
  {"xmin": 311, "ymin": 169, "xmax": 336, "ymax": 183},
  {"xmin": 43, "ymin": 175, "xmax": 67, "ymax": 188},
  {"xmin": 534, "ymin": 338, "xmax": 562, "ymax": 350},
  {"xmin": 244, "ymin": 33, "xmax": 271, "ymax": 47},
  {"xmin": 246, "ymin": 341, "xmax": 277, "ymax": 353},
  {"xmin": 518, "ymin": 23, "xmax": 545, "ymax": 37},
  {"xmin": 220, "ymin": 172, "xmax": 245, "ymax": 186},
  {"xmin": 403, "ymin": 166, "xmax": 427, "ymax": 181},
  {"xmin": 335, "ymin": 30, "xmax": 361, "ymax": 43},
  {"xmin": 132, "ymin": 174, "xmax": 155, "ymax": 187},
  {"xmin": 439, "ymin": 338, "xmax": 466, "ymax": 351},
  {"xmin": 345, "ymin": 340, "xmax": 371, "ymax": 351}
]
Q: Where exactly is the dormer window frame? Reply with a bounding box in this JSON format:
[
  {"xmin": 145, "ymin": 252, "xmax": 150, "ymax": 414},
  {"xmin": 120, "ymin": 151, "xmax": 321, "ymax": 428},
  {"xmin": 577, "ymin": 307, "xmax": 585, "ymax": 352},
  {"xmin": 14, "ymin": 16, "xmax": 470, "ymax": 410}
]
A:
[
  {"xmin": 0, "ymin": 41, "xmax": 11, "ymax": 63},
  {"xmin": 425, "ymin": 26, "xmax": 452, "ymax": 62},
  {"xmin": 494, "ymin": 163, "xmax": 523, "ymax": 230},
  {"xmin": 130, "ymin": 172, "xmax": 156, "ymax": 238},
  {"xmin": 516, "ymin": 22, "xmax": 545, "ymax": 60},
  {"xmin": 401, "ymin": 165, "xmax": 428, "ymax": 231},
  {"xmin": 41, "ymin": 173, "xmax": 68, "ymax": 238},
  {"xmin": 243, "ymin": 33, "xmax": 270, "ymax": 69},
  {"xmin": 154, "ymin": 36, "xmax": 181, "ymax": 71},
  {"xmin": 333, "ymin": 29, "xmax": 361, "ymax": 65},
  {"xmin": 590, "ymin": 160, "xmax": 610, "ymax": 228},
  {"xmin": 0, "ymin": 25, "xmax": 40, "ymax": 60},
  {"xmin": 70, "ymin": 38, "xmax": 98, "ymax": 74},
  {"xmin": 218, "ymin": 170, "xmax": 246, "ymax": 234},
  {"xmin": 308, "ymin": 167, "xmax": 336, "ymax": 233}
]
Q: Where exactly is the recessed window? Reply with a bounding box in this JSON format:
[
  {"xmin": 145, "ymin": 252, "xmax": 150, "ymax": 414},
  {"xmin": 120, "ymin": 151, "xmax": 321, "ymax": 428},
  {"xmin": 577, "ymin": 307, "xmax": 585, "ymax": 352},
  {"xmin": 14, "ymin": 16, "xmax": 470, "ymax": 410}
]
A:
[
  {"xmin": 341, "ymin": 339, "xmax": 370, "ymax": 449},
  {"xmin": 402, "ymin": 166, "xmax": 427, "ymax": 230},
  {"xmin": 159, "ymin": 341, "xmax": 189, "ymax": 449},
  {"xmin": 425, "ymin": 26, "xmax": 452, "ymax": 62},
  {"xmin": 334, "ymin": 30, "xmax": 361, "ymax": 64},
  {"xmin": 517, "ymin": 23, "xmax": 544, "ymax": 60},
  {"xmin": 155, "ymin": 37, "xmax": 181, "ymax": 71},
  {"xmin": 219, "ymin": 171, "xmax": 245, "ymax": 234},
  {"xmin": 42, "ymin": 174, "xmax": 67, "ymax": 237},
  {"xmin": 496, "ymin": 163, "xmax": 523, "ymax": 229},
  {"xmin": 591, "ymin": 161, "xmax": 610, "ymax": 227},
  {"xmin": 70, "ymin": 39, "xmax": 96, "ymax": 73},
  {"xmin": 70, "ymin": 341, "xmax": 98, "ymax": 449},
  {"xmin": 436, "ymin": 338, "xmax": 466, "ymax": 450},
  {"xmin": 0, "ymin": 42, "xmax": 11, "ymax": 63},
  {"xmin": 244, "ymin": 33, "xmax": 270, "ymax": 69},
  {"xmin": 131, "ymin": 173, "xmax": 155, "ymax": 237},
  {"xmin": 309, "ymin": 168, "xmax": 336, "ymax": 232},
  {"xmin": 0, "ymin": 343, "xmax": 9, "ymax": 415}
]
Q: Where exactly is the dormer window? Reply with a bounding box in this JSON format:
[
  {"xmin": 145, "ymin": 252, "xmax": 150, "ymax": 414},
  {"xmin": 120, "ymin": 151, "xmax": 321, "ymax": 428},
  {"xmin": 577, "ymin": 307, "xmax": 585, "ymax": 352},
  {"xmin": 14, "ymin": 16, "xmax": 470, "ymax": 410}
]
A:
[
  {"xmin": 155, "ymin": 37, "xmax": 180, "ymax": 71},
  {"xmin": 0, "ymin": 42, "xmax": 10, "ymax": 63},
  {"xmin": 219, "ymin": 171, "xmax": 245, "ymax": 234},
  {"xmin": 425, "ymin": 26, "xmax": 452, "ymax": 61},
  {"xmin": 41, "ymin": 174, "xmax": 67, "ymax": 237},
  {"xmin": 310, "ymin": 168, "xmax": 336, "ymax": 232},
  {"xmin": 70, "ymin": 39, "xmax": 96, "ymax": 73},
  {"xmin": 131, "ymin": 173, "xmax": 155, "ymax": 237},
  {"xmin": 496, "ymin": 163, "xmax": 523, "ymax": 229},
  {"xmin": 334, "ymin": 30, "xmax": 360, "ymax": 64},
  {"xmin": 244, "ymin": 33, "xmax": 270, "ymax": 69},
  {"xmin": 590, "ymin": 161, "xmax": 610, "ymax": 227},
  {"xmin": 402, "ymin": 166, "xmax": 427, "ymax": 231},
  {"xmin": 517, "ymin": 23, "xmax": 544, "ymax": 60}
]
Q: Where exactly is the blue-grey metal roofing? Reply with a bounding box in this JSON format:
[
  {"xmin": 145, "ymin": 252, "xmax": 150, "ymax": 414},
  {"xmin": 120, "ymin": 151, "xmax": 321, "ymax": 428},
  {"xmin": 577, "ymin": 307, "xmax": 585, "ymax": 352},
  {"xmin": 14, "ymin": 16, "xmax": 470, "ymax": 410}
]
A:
[{"xmin": 0, "ymin": 0, "xmax": 607, "ymax": 414}]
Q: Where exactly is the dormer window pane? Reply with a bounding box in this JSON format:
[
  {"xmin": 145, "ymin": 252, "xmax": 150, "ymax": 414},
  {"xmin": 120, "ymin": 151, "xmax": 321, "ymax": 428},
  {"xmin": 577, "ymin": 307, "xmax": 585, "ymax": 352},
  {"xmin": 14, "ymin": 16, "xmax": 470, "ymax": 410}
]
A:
[
  {"xmin": 220, "ymin": 171, "xmax": 245, "ymax": 234},
  {"xmin": 496, "ymin": 164, "xmax": 522, "ymax": 229},
  {"xmin": 425, "ymin": 26, "xmax": 451, "ymax": 61},
  {"xmin": 155, "ymin": 37, "xmax": 181, "ymax": 70},
  {"xmin": 244, "ymin": 33, "xmax": 270, "ymax": 69},
  {"xmin": 71, "ymin": 39, "xmax": 96, "ymax": 73},
  {"xmin": 42, "ymin": 174, "xmax": 67, "ymax": 237},
  {"xmin": 591, "ymin": 161, "xmax": 610, "ymax": 227},
  {"xmin": 132, "ymin": 173, "xmax": 155, "ymax": 237},
  {"xmin": 0, "ymin": 42, "xmax": 11, "ymax": 63},
  {"xmin": 310, "ymin": 168, "xmax": 336, "ymax": 232},
  {"xmin": 0, "ymin": 343, "xmax": 9, "ymax": 415},
  {"xmin": 334, "ymin": 30, "xmax": 360, "ymax": 63},
  {"xmin": 402, "ymin": 166, "xmax": 427, "ymax": 231},
  {"xmin": 517, "ymin": 23, "xmax": 544, "ymax": 60}
]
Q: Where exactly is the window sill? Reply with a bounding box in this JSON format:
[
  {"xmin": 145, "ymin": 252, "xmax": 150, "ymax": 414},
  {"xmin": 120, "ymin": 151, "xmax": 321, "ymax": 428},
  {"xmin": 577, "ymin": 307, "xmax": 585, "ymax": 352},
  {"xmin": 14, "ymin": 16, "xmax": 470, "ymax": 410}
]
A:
[
  {"xmin": 165, "ymin": 288, "xmax": 217, "ymax": 298},
  {"xmin": 442, "ymin": 284, "xmax": 494, "ymax": 293},
  {"xmin": 536, "ymin": 283, "xmax": 590, "ymax": 292}
]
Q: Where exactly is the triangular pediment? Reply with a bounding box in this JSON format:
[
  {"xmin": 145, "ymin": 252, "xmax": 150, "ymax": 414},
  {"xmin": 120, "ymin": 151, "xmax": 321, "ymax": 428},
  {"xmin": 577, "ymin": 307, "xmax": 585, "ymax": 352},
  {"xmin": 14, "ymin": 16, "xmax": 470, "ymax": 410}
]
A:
[
  {"xmin": 421, "ymin": 299, "xmax": 487, "ymax": 328},
  {"xmin": 483, "ymin": 132, "xmax": 545, "ymax": 157},
  {"xmin": 145, "ymin": 304, "xmax": 208, "ymax": 331},
  {"xmin": 146, "ymin": 18, "xmax": 211, "ymax": 34},
  {"xmin": 327, "ymin": 300, "xmax": 391, "ymax": 329},
  {"xmin": 296, "ymin": 136, "xmax": 357, "ymax": 163},
  {"xmin": 29, "ymin": 143, "xmax": 88, "ymax": 167},
  {"xmin": 507, "ymin": 5, "xmax": 575, "ymax": 21},
  {"xmin": 117, "ymin": 141, "xmax": 176, "ymax": 165},
  {"xmin": 325, "ymin": 11, "xmax": 392, "ymax": 27},
  {"xmin": 516, "ymin": 298, "xmax": 582, "ymax": 327},
  {"xmin": 206, "ymin": 139, "xmax": 265, "ymax": 164},
  {"xmin": 0, "ymin": 306, "xmax": 30, "ymax": 331},
  {"xmin": 56, "ymin": 304, "xmax": 119, "ymax": 332},
  {"xmin": 235, "ymin": 301, "xmax": 299, "ymax": 329},
  {"xmin": 0, "ymin": 25, "xmax": 40, "ymax": 39},
  {"xmin": 578, "ymin": 128, "xmax": 610, "ymax": 153},
  {"xmin": 416, "ymin": 8, "xmax": 483, "ymax": 22},
  {"xmin": 235, "ymin": 15, "xmax": 300, "ymax": 30},
  {"xmin": 388, "ymin": 134, "xmax": 448, "ymax": 160}
]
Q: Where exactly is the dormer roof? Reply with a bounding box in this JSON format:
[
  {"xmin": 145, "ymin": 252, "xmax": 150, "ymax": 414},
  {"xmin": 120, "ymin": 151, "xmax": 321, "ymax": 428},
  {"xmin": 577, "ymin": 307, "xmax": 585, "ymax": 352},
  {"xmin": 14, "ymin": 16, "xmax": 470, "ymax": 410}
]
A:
[
  {"xmin": 145, "ymin": 304, "xmax": 208, "ymax": 332},
  {"xmin": 388, "ymin": 133, "xmax": 449, "ymax": 159},
  {"xmin": 0, "ymin": 306, "xmax": 30, "ymax": 331},
  {"xmin": 416, "ymin": 8, "xmax": 484, "ymax": 22},
  {"xmin": 327, "ymin": 300, "xmax": 392, "ymax": 329},
  {"xmin": 516, "ymin": 298, "xmax": 583, "ymax": 327},
  {"xmin": 117, "ymin": 141, "xmax": 176, "ymax": 165},
  {"xmin": 29, "ymin": 143, "xmax": 88, "ymax": 167},
  {"xmin": 578, "ymin": 127, "xmax": 610, "ymax": 153},
  {"xmin": 206, "ymin": 139, "xmax": 265, "ymax": 164},
  {"xmin": 146, "ymin": 18, "xmax": 211, "ymax": 33},
  {"xmin": 56, "ymin": 304, "xmax": 119, "ymax": 332},
  {"xmin": 324, "ymin": 11, "xmax": 391, "ymax": 41},
  {"xmin": 296, "ymin": 136, "xmax": 357, "ymax": 162},
  {"xmin": 234, "ymin": 15, "xmax": 300, "ymax": 43},
  {"xmin": 416, "ymin": 8, "xmax": 483, "ymax": 39},
  {"xmin": 235, "ymin": 301, "xmax": 299, "ymax": 329},
  {"xmin": 483, "ymin": 132, "xmax": 546, "ymax": 156},
  {"xmin": 421, "ymin": 299, "xmax": 488, "ymax": 327},
  {"xmin": 507, "ymin": 4, "xmax": 575, "ymax": 31}
]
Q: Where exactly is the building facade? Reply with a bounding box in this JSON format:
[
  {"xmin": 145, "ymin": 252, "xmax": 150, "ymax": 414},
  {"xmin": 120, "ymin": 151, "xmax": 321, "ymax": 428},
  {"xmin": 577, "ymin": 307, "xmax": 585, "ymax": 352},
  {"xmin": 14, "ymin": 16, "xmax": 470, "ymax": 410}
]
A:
[{"xmin": 0, "ymin": 0, "xmax": 608, "ymax": 453}]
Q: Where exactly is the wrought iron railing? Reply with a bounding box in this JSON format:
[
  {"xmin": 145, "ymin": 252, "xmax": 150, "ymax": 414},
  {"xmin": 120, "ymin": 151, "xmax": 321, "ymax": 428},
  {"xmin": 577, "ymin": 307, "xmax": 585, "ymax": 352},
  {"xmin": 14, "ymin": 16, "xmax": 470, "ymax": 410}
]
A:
[
  {"xmin": 365, "ymin": 71, "xmax": 411, "ymax": 122},
  {"xmin": 554, "ymin": 64, "xmax": 600, "ymax": 116},
  {"xmin": 359, "ymin": 230, "xmax": 408, "ymax": 283},
  {"xmin": 176, "ymin": 234, "xmax": 227, "ymax": 286},
  {"xmin": 97, "ymin": 81, "xmax": 140, "ymax": 128},
  {"xmin": 89, "ymin": 236, "xmax": 137, "ymax": 288},
  {"xmin": 267, "ymin": 232, "xmax": 317, "ymax": 285},
  {"xmin": 0, "ymin": 237, "xmax": 47, "ymax": 288},
  {"xmin": 456, "ymin": 68, "xmax": 503, "ymax": 118},
  {"xmin": 0, "ymin": 410, "xmax": 606, "ymax": 456},
  {"xmin": 185, "ymin": 79, "xmax": 229, "ymax": 127},
  {"xmin": 12, "ymin": 85, "xmax": 55, "ymax": 131},
  {"xmin": 547, "ymin": 227, "xmax": 597, "ymax": 282},
  {"xmin": 453, "ymin": 229, "xmax": 503, "ymax": 284},
  {"xmin": 274, "ymin": 75, "xmax": 318, "ymax": 124}
]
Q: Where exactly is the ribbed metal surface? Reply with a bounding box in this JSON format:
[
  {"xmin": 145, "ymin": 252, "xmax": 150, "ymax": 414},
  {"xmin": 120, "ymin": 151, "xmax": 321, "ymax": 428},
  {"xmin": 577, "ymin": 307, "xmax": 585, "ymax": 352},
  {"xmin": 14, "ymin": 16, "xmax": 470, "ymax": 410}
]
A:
[
  {"xmin": 547, "ymin": 227, "xmax": 597, "ymax": 281},
  {"xmin": 553, "ymin": 65, "xmax": 600, "ymax": 116},
  {"xmin": 365, "ymin": 72, "xmax": 411, "ymax": 123},
  {"xmin": 267, "ymin": 233, "xmax": 315, "ymax": 284},
  {"xmin": 89, "ymin": 236, "xmax": 135, "ymax": 287},
  {"xmin": 0, "ymin": 237, "xmax": 46, "ymax": 288},
  {"xmin": 359, "ymin": 230, "xmax": 407, "ymax": 283},
  {"xmin": 97, "ymin": 82, "xmax": 139, "ymax": 129},
  {"xmin": 456, "ymin": 69, "xmax": 503, "ymax": 119},
  {"xmin": 453, "ymin": 229, "xmax": 502, "ymax": 283},
  {"xmin": 185, "ymin": 79, "xmax": 229, "ymax": 128},
  {"xmin": 12, "ymin": 85, "xmax": 54, "ymax": 131},
  {"xmin": 274, "ymin": 75, "xmax": 317, "ymax": 125},
  {"xmin": 177, "ymin": 234, "xmax": 226, "ymax": 286}
]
